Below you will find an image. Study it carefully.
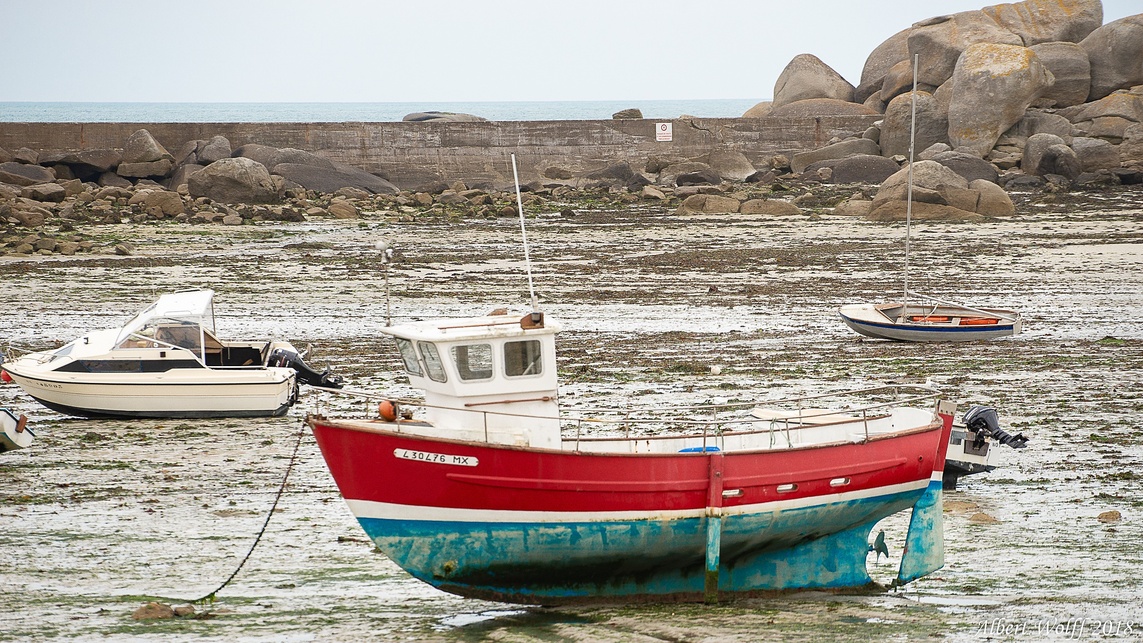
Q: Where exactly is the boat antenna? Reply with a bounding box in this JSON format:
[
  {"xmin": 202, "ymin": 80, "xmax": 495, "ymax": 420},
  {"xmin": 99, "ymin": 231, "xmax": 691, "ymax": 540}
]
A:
[
  {"xmin": 511, "ymin": 153, "xmax": 540, "ymax": 315},
  {"xmin": 903, "ymin": 53, "xmax": 919, "ymax": 311},
  {"xmin": 375, "ymin": 239, "xmax": 394, "ymax": 326}
]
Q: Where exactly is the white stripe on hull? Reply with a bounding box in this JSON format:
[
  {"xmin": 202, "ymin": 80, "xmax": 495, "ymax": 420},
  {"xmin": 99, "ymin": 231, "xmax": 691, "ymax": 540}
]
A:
[{"xmin": 343, "ymin": 478, "xmax": 930, "ymax": 524}]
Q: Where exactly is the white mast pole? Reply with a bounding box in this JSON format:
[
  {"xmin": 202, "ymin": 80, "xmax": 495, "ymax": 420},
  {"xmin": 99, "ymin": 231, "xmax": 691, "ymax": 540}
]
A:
[
  {"xmin": 904, "ymin": 53, "xmax": 919, "ymax": 309},
  {"xmin": 511, "ymin": 153, "xmax": 540, "ymax": 313}
]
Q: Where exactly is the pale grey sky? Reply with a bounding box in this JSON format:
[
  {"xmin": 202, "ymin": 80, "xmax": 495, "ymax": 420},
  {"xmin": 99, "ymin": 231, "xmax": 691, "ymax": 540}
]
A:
[{"xmin": 0, "ymin": 1, "xmax": 1136, "ymax": 103}]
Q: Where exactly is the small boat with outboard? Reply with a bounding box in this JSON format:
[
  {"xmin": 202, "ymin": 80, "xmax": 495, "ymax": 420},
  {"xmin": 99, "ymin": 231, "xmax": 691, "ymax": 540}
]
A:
[
  {"xmin": 943, "ymin": 405, "xmax": 1028, "ymax": 490},
  {"xmin": 1, "ymin": 289, "xmax": 342, "ymax": 418},
  {"xmin": 0, "ymin": 407, "xmax": 34, "ymax": 452}
]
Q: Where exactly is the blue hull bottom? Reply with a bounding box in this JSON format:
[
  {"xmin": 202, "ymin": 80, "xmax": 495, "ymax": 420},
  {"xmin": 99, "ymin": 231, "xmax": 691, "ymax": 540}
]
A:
[{"xmin": 355, "ymin": 487, "xmax": 935, "ymax": 604}]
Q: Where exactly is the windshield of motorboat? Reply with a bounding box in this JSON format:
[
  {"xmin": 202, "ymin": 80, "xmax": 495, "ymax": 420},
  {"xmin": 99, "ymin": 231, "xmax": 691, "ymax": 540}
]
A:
[
  {"xmin": 47, "ymin": 340, "xmax": 77, "ymax": 362},
  {"xmin": 113, "ymin": 291, "xmax": 217, "ymax": 347}
]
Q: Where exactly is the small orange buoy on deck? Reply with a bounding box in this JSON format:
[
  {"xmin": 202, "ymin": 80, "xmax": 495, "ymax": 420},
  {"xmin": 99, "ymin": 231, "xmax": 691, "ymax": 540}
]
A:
[
  {"xmin": 0, "ymin": 369, "xmax": 11, "ymax": 383},
  {"xmin": 378, "ymin": 400, "xmax": 399, "ymax": 422}
]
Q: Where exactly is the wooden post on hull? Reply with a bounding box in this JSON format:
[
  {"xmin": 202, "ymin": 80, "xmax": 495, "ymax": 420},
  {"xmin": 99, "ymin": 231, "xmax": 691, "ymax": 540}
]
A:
[{"xmin": 704, "ymin": 452, "xmax": 725, "ymax": 603}]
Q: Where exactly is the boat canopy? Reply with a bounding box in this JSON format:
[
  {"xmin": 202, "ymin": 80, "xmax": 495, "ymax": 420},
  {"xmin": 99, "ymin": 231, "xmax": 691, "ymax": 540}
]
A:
[{"xmin": 114, "ymin": 290, "xmax": 219, "ymax": 357}]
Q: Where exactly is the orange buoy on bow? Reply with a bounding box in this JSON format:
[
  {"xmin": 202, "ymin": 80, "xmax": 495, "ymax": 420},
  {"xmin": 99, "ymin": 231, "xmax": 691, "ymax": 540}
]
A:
[{"xmin": 378, "ymin": 400, "xmax": 398, "ymax": 422}]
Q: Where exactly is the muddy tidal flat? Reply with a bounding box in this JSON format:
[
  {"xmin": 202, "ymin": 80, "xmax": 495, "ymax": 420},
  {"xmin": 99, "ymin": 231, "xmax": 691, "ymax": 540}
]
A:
[{"xmin": 2, "ymin": 189, "xmax": 1142, "ymax": 642}]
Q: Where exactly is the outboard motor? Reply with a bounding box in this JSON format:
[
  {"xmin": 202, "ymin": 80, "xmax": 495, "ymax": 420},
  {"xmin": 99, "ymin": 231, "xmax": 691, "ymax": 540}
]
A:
[
  {"xmin": 267, "ymin": 348, "xmax": 344, "ymax": 389},
  {"xmin": 963, "ymin": 405, "xmax": 1028, "ymax": 449}
]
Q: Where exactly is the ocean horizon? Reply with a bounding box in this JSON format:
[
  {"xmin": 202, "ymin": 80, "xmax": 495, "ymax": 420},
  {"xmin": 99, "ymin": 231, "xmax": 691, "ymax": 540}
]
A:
[{"xmin": 0, "ymin": 99, "xmax": 763, "ymax": 123}]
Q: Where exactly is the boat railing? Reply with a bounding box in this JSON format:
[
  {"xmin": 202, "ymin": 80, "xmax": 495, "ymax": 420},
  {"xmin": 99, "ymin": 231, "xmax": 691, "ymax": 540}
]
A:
[{"xmin": 322, "ymin": 384, "xmax": 941, "ymax": 447}]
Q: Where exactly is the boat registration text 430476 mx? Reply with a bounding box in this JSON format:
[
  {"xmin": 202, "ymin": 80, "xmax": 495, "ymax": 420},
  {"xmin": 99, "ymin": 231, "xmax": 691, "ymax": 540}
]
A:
[{"xmin": 394, "ymin": 448, "xmax": 478, "ymax": 467}]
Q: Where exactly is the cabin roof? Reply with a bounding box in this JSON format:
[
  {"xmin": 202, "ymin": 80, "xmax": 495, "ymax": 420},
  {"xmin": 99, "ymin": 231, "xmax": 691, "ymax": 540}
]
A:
[
  {"xmin": 115, "ymin": 289, "xmax": 216, "ymax": 344},
  {"xmin": 380, "ymin": 313, "xmax": 560, "ymax": 343}
]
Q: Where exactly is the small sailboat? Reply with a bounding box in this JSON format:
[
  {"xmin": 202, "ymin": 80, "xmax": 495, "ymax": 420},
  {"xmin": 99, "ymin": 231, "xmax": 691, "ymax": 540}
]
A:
[
  {"xmin": 838, "ymin": 55, "xmax": 1021, "ymax": 342},
  {"xmin": 0, "ymin": 407, "xmax": 34, "ymax": 452}
]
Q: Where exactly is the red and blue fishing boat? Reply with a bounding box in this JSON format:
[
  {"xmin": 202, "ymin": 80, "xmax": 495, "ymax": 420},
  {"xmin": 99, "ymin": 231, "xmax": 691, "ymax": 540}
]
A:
[{"xmin": 308, "ymin": 310, "xmax": 955, "ymax": 604}]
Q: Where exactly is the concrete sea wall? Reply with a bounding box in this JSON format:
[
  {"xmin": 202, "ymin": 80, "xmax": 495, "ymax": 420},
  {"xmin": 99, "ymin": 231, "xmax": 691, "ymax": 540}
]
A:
[{"xmin": 0, "ymin": 116, "xmax": 878, "ymax": 190}]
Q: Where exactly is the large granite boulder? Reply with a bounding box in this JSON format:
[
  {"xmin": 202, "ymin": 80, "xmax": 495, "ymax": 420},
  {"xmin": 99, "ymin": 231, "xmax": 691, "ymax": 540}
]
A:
[
  {"xmin": 584, "ymin": 161, "xmax": 636, "ymax": 183},
  {"xmin": 402, "ymin": 111, "xmax": 488, "ymax": 122},
  {"xmin": 21, "ymin": 183, "xmax": 66, "ymax": 202},
  {"xmin": 168, "ymin": 163, "xmax": 205, "ymax": 189},
  {"xmin": 118, "ymin": 159, "xmax": 174, "ymax": 179},
  {"xmin": 818, "ymin": 154, "xmax": 901, "ymax": 184},
  {"xmin": 1039, "ymin": 143, "xmax": 1084, "ymax": 178},
  {"xmin": 879, "ymin": 59, "xmax": 939, "ymax": 103},
  {"xmin": 703, "ymin": 150, "xmax": 756, "ymax": 182},
  {"xmin": 929, "ymin": 150, "xmax": 1000, "ymax": 183},
  {"xmin": 231, "ymin": 143, "xmax": 281, "ymax": 169},
  {"xmin": 879, "ymin": 91, "xmax": 950, "ymax": 158},
  {"xmin": 739, "ymin": 199, "xmax": 802, "ymax": 216},
  {"xmin": 38, "ymin": 148, "xmax": 121, "ymax": 177},
  {"xmin": 272, "ymin": 162, "xmax": 399, "ymax": 195},
  {"xmin": 197, "ymin": 135, "xmax": 232, "ymax": 165},
  {"xmin": 792, "ymin": 138, "xmax": 880, "ymax": 174},
  {"xmin": 869, "ymin": 160, "xmax": 991, "ymax": 221},
  {"xmin": 768, "ymin": 98, "xmax": 879, "ymax": 119},
  {"xmin": 908, "ymin": 12, "xmax": 1024, "ymax": 88},
  {"xmin": 657, "ymin": 161, "xmax": 716, "ymax": 187},
  {"xmin": 857, "ymin": 28, "xmax": 911, "ymax": 104},
  {"xmin": 0, "ymin": 161, "xmax": 55, "ymax": 186},
  {"xmin": 1028, "ymin": 42, "xmax": 1091, "ymax": 108},
  {"xmin": 675, "ymin": 194, "xmax": 740, "ymax": 214},
  {"xmin": 742, "ymin": 101, "xmax": 773, "ymax": 118},
  {"xmin": 1008, "ymin": 110, "xmax": 1077, "ymax": 141},
  {"xmin": 129, "ymin": 189, "xmax": 185, "ymax": 217},
  {"xmin": 1120, "ymin": 122, "xmax": 1143, "ymax": 164},
  {"xmin": 1058, "ymin": 87, "xmax": 1143, "ymax": 142},
  {"xmin": 1070, "ymin": 136, "xmax": 1121, "ymax": 171},
  {"xmin": 188, "ymin": 157, "xmax": 279, "ymax": 204},
  {"xmin": 232, "ymin": 144, "xmax": 335, "ymax": 173},
  {"xmin": 272, "ymin": 148, "xmax": 336, "ymax": 171},
  {"xmin": 1080, "ymin": 14, "xmax": 1143, "ymax": 101},
  {"xmin": 122, "ymin": 129, "xmax": 172, "ymax": 164},
  {"xmin": 948, "ymin": 43, "xmax": 1055, "ymax": 156},
  {"xmin": 971, "ymin": 178, "xmax": 1015, "ymax": 216},
  {"xmin": 772, "ymin": 54, "xmax": 855, "ymax": 108},
  {"xmin": 980, "ymin": 0, "xmax": 1102, "ymax": 46}
]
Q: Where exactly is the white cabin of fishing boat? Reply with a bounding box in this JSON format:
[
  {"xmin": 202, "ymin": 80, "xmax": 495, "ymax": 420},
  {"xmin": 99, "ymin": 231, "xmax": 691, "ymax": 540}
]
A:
[{"xmin": 381, "ymin": 311, "xmax": 561, "ymax": 448}]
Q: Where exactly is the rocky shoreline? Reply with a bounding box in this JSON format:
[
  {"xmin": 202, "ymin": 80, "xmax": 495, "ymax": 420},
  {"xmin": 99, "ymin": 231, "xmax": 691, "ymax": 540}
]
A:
[{"xmin": 4, "ymin": 0, "xmax": 1143, "ymax": 258}]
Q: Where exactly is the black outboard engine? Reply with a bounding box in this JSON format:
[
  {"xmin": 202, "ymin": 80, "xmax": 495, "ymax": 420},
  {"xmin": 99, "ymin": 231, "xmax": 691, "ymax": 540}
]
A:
[
  {"xmin": 963, "ymin": 405, "xmax": 1028, "ymax": 449},
  {"xmin": 267, "ymin": 348, "xmax": 344, "ymax": 389}
]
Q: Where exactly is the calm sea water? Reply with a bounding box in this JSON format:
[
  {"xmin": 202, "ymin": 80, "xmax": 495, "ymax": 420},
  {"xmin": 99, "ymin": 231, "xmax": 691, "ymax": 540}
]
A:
[{"xmin": 0, "ymin": 100, "xmax": 761, "ymax": 123}]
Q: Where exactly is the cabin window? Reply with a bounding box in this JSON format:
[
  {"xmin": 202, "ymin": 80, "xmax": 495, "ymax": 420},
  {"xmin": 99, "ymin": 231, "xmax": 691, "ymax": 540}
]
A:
[
  {"xmin": 394, "ymin": 338, "xmax": 422, "ymax": 376},
  {"xmin": 452, "ymin": 343, "xmax": 493, "ymax": 381},
  {"xmin": 419, "ymin": 342, "xmax": 448, "ymax": 383},
  {"xmin": 504, "ymin": 340, "xmax": 542, "ymax": 377}
]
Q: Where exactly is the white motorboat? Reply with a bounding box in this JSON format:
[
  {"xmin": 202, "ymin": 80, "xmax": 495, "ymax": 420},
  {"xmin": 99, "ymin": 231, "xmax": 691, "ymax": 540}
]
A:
[
  {"xmin": 1, "ymin": 289, "xmax": 342, "ymax": 419},
  {"xmin": 1, "ymin": 407, "xmax": 34, "ymax": 452}
]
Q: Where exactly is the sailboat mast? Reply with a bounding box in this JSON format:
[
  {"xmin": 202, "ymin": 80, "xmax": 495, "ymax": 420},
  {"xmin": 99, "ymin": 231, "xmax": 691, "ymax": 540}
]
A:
[
  {"xmin": 903, "ymin": 53, "xmax": 919, "ymax": 308},
  {"xmin": 511, "ymin": 153, "xmax": 541, "ymax": 314}
]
